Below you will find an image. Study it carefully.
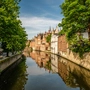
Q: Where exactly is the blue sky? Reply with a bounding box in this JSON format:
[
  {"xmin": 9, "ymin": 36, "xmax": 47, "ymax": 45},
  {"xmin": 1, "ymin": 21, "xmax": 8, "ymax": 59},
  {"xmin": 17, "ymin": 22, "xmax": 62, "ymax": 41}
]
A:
[{"xmin": 19, "ymin": 0, "xmax": 64, "ymax": 39}]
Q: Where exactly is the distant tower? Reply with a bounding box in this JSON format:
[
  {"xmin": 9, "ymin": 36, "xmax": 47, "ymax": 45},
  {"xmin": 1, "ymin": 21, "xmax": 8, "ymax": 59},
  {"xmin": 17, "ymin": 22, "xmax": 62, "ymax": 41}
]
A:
[{"xmin": 52, "ymin": 28, "xmax": 55, "ymax": 35}]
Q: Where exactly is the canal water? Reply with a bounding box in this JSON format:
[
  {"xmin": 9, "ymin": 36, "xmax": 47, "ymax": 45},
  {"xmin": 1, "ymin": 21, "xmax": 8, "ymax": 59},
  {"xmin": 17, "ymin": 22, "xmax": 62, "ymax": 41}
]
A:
[{"xmin": 0, "ymin": 51, "xmax": 90, "ymax": 90}]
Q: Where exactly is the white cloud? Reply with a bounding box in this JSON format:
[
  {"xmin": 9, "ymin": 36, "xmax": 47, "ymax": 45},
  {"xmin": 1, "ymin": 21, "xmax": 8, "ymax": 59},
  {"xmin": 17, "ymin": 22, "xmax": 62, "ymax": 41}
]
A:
[{"xmin": 20, "ymin": 16, "xmax": 61, "ymax": 39}]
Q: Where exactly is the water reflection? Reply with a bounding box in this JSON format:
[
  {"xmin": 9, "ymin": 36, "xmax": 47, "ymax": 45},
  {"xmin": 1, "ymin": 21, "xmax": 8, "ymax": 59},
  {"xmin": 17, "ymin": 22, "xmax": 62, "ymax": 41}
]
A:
[
  {"xmin": 30, "ymin": 51, "xmax": 51, "ymax": 72},
  {"xmin": 58, "ymin": 56, "xmax": 90, "ymax": 90},
  {"xmin": 28, "ymin": 51, "xmax": 90, "ymax": 90},
  {"xmin": 51, "ymin": 54, "xmax": 58, "ymax": 73},
  {"xmin": 1, "ymin": 51, "xmax": 90, "ymax": 90},
  {"xmin": 0, "ymin": 56, "xmax": 28, "ymax": 90}
]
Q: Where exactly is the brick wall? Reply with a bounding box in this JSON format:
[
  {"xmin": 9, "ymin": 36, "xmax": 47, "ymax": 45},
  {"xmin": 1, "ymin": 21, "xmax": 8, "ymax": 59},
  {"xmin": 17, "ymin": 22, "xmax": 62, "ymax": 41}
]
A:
[{"xmin": 58, "ymin": 35, "xmax": 68, "ymax": 52}]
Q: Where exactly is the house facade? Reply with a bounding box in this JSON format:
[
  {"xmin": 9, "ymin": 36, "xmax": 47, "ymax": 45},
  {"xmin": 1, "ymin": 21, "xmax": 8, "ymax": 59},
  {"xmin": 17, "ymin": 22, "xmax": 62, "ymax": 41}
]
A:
[
  {"xmin": 29, "ymin": 28, "xmax": 51, "ymax": 51},
  {"xmin": 30, "ymin": 39, "xmax": 36, "ymax": 50},
  {"xmin": 51, "ymin": 26, "xmax": 59, "ymax": 54}
]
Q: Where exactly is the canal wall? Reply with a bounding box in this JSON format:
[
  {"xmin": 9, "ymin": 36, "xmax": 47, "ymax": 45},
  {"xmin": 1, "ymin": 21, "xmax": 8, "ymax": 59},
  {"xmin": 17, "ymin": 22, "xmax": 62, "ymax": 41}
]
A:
[
  {"xmin": 59, "ymin": 50, "xmax": 90, "ymax": 71},
  {"xmin": 0, "ymin": 54, "xmax": 22, "ymax": 73}
]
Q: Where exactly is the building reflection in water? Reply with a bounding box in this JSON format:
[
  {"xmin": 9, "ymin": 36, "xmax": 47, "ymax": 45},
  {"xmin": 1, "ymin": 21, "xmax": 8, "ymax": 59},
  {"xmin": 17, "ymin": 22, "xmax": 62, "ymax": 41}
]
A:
[
  {"xmin": 30, "ymin": 51, "xmax": 51, "ymax": 72},
  {"xmin": 58, "ymin": 57, "xmax": 79, "ymax": 88},
  {"xmin": 28, "ymin": 51, "xmax": 90, "ymax": 90},
  {"xmin": 51, "ymin": 54, "xmax": 58, "ymax": 73}
]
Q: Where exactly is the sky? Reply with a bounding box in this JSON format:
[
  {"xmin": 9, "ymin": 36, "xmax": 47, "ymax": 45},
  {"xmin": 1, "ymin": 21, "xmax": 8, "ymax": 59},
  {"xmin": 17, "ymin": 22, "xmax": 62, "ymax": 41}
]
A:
[{"xmin": 19, "ymin": 0, "xmax": 64, "ymax": 39}]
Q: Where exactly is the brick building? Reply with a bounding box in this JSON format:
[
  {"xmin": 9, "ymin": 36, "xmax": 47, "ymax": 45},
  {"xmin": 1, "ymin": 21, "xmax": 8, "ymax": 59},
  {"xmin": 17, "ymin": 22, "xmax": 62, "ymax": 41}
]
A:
[
  {"xmin": 30, "ymin": 28, "xmax": 51, "ymax": 51},
  {"xmin": 58, "ymin": 34, "xmax": 68, "ymax": 53},
  {"xmin": 28, "ymin": 27, "xmax": 69, "ymax": 55}
]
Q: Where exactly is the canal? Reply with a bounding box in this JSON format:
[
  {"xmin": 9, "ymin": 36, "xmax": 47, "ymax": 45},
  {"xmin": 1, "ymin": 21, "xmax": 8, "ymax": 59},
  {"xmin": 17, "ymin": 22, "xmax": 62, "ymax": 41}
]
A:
[{"xmin": 0, "ymin": 51, "xmax": 90, "ymax": 90}]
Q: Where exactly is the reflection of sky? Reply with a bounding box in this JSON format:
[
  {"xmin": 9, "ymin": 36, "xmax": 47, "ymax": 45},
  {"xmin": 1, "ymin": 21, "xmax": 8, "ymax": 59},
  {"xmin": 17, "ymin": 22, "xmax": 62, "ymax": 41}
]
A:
[
  {"xmin": 19, "ymin": 0, "xmax": 64, "ymax": 39},
  {"xmin": 25, "ymin": 57, "xmax": 79, "ymax": 90}
]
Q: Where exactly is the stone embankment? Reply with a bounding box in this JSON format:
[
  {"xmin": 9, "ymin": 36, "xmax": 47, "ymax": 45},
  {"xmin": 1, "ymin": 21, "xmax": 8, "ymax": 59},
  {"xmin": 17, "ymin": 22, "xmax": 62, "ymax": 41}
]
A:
[
  {"xmin": 58, "ymin": 50, "xmax": 90, "ymax": 71},
  {"xmin": 0, "ymin": 54, "xmax": 22, "ymax": 73}
]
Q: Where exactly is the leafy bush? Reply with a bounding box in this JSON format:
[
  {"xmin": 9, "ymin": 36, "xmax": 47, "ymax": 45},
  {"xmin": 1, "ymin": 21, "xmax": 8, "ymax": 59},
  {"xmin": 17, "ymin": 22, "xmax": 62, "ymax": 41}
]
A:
[
  {"xmin": 70, "ymin": 39, "xmax": 90, "ymax": 58},
  {"xmin": 46, "ymin": 34, "xmax": 51, "ymax": 43}
]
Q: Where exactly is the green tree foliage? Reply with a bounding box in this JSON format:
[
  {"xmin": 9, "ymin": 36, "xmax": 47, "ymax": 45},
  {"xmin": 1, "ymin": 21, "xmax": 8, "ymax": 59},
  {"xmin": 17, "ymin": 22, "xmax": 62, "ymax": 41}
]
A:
[
  {"xmin": 46, "ymin": 34, "xmax": 51, "ymax": 43},
  {"xmin": 60, "ymin": 0, "xmax": 90, "ymax": 41},
  {"xmin": 0, "ymin": 0, "xmax": 27, "ymax": 56},
  {"xmin": 59, "ymin": 0, "xmax": 90, "ymax": 57}
]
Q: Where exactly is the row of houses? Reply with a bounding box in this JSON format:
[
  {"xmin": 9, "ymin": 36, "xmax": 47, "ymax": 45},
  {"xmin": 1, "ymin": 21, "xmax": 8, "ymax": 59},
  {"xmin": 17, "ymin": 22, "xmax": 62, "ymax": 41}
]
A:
[{"xmin": 26, "ymin": 26, "xmax": 68, "ymax": 55}]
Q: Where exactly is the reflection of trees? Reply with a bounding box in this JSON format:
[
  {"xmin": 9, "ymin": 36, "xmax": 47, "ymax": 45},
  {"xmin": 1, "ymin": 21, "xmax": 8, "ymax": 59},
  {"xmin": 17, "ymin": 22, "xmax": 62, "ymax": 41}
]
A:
[
  {"xmin": 58, "ymin": 58, "xmax": 79, "ymax": 88},
  {"xmin": 23, "ymin": 47, "xmax": 32, "ymax": 57},
  {"xmin": 66, "ymin": 59, "xmax": 90, "ymax": 90},
  {"xmin": 58, "ymin": 56, "xmax": 90, "ymax": 90},
  {"xmin": 65, "ymin": 73, "xmax": 79, "ymax": 88},
  {"xmin": 0, "ymin": 56, "xmax": 28, "ymax": 90},
  {"xmin": 71, "ymin": 69, "xmax": 90, "ymax": 90},
  {"xmin": 45, "ymin": 59, "xmax": 51, "ymax": 71},
  {"xmin": 58, "ymin": 66, "xmax": 78, "ymax": 88}
]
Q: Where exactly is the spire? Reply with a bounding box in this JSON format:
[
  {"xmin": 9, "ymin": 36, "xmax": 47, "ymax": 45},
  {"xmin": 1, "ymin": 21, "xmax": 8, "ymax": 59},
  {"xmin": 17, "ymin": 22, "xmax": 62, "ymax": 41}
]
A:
[
  {"xmin": 52, "ymin": 27, "xmax": 55, "ymax": 35},
  {"xmin": 55, "ymin": 26, "xmax": 59, "ymax": 34}
]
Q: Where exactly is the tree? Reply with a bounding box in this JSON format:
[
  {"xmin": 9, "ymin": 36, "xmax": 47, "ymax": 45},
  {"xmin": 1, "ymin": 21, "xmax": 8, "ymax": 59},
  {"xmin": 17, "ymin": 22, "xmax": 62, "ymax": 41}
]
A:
[
  {"xmin": 59, "ymin": 0, "xmax": 90, "ymax": 57},
  {"xmin": 0, "ymin": 0, "xmax": 27, "ymax": 56},
  {"xmin": 46, "ymin": 34, "xmax": 51, "ymax": 43},
  {"xmin": 60, "ymin": 0, "xmax": 90, "ymax": 41}
]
